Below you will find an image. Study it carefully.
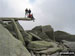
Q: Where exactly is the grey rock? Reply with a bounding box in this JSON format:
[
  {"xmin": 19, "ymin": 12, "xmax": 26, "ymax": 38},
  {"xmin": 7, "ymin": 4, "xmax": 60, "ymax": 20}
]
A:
[
  {"xmin": 42, "ymin": 25, "xmax": 54, "ymax": 40},
  {"xmin": 29, "ymin": 32, "xmax": 42, "ymax": 40},
  {"xmin": 32, "ymin": 26, "xmax": 42, "ymax": 31},
  {"xmin": 1, "ymin": 19, "xmax": 75, "ymax": 56},
  {"xmin": 27, "ymin": 41, "xmax": 63, "ymax": 55},
  {"xmin": 0, "ymin": 24, "xmax": 31, "ymax": 56},
  {"xmin": 37, "ymin": 32, "xmax": 51, "ymax": 41},
  {"xmin": 34, "ymin": 43, "xmax": 63, "ymax": 54},
  {"xmin": 27, "ymin": 41, "xmax": 54, "ymax": 51},
  {"xmin": 31, "ymin": 25, "xmax": 54, "ymax": 41},
  {"xmin": 62, "ymin": 40, "xmax": 75, "ymax": 51},
  {"xmin": 54, "ymin": 31, "xmax": 75, "ymax": 42}
]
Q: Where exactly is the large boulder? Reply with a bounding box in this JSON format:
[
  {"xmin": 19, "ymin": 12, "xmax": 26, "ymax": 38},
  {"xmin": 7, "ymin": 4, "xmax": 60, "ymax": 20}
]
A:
[
  {"xmin": 62, "ymin": 40, "xmax": 75, "ymax": 51},
  {"xmin": 31, "ymin": 25, "xmax": 54, "ymax": 41},
  {"xmin": 27, "ymin": 41, "xmax": 63, "ymax": 54},
  {"xmin": 37, "ymin": 32, "xmax": 52, "ymax": 41},
  {"xmin": 54, "ymin": 31, "xmax": 75, "ymax": 42},
  {"xmin": 42, "ymin": 25, "xmax": 54, "ymax": 40},
  {"xmin": 27, "ymin": 41, "xmax": 54, "ymax": 51},
  {"xmin": 0, "ymin": 24, "xmax": 31, "ymax": 56}
]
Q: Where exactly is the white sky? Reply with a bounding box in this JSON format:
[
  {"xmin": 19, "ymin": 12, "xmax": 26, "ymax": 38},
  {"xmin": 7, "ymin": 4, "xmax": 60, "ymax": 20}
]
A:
[{"xmin": 0, "ymin": 0, "xmax": 75, "ymax": 34}]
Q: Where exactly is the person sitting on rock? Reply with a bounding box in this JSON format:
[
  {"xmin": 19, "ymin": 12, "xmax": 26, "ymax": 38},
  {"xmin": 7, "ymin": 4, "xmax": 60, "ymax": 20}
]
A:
[
  {"xmin": 28, "ymin": 14, "xmax": 35, "ymax": 22},
  {"xmin": 28, "ymin": 14, "xmax": 32, "ymax": 18}
]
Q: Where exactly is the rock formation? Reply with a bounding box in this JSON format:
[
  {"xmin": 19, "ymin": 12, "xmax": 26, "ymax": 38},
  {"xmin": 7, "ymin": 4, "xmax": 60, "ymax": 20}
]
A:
[{"xmin": 0, "ymin": 20, "xmax": 75, "ymax": 56}]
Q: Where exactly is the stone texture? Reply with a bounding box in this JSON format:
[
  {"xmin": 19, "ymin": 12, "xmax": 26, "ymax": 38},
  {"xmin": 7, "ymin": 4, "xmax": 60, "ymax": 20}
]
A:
[
  {"xmin": 0, "ymin": 20, "xmax": 75, "ymax": 56},
  {"xmin": 42, "ymin": 25, "xmax": 54, "ymax": 40},
  {"xmin": 27, "ymin": 41, "xmax": 53, "ymax": 51},
  {"xmin": 31, "ymin": 25, "xmax": 54, "ymax": 41},
  {"xmin": 0, "ymin": 24, "xmax": 31, "ymax": 56},
  {"xmin": 27, "ymin": 41, "xmax": 63, "ymax": 55},
  {"xmin": 37, "ymin": 32, "xmax": 51, "ymax": 41},
  {"xmin": 33, "ymin": 43, "xmax": 63, "ymax": 54},
  {"xmin": 54, "ymin": 31, "xmax": 75, "ymax": 42},
  {"xmin": 62, "ymin": 40, "xmax": 75, "ymax": 51}
]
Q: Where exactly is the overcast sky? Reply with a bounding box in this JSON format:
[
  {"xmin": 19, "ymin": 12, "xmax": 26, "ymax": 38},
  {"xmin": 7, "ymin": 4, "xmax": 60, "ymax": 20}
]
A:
[{"xmin": 0, "ymin": 0, "xmax": 75, "ymax": 34}]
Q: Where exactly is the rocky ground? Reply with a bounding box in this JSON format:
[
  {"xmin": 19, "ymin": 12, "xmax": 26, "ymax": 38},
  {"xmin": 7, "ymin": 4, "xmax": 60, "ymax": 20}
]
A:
[{"xmin": 0, "ymin": 21, "xmax": 75, "ymax": 56}]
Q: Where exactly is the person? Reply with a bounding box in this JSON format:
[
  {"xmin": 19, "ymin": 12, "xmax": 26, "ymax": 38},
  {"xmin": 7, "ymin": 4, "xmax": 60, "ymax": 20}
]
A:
[
  {"xmin": 25, "ymin": 8, "xmax": 28, "ymax": 17},
  {"xmin": 28, "ymin": 9, "xmax": 31, "ymax": 15},
  {"xmin": 28, "ymin": 14, "xmax": 35, "ymax": 22},
  {"xmin": 28, "ymin": 14, "xmax": 32, "ymax": 18},
  {"xmin": 31, "ymin": 14, "xmax": 35, "ymax": 21}
]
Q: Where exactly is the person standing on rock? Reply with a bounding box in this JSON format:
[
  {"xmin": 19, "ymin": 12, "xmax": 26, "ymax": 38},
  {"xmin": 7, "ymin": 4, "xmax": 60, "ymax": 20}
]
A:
[
  {"xmin": 25, "ymin": 8, "xmax": 29, "ymax": 17},
  {"xmin": 28, "ymin": 9, "xmax": 31, "ymax": 15}
]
